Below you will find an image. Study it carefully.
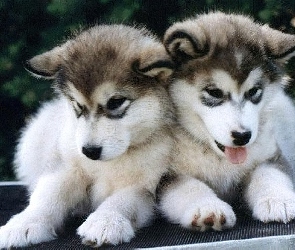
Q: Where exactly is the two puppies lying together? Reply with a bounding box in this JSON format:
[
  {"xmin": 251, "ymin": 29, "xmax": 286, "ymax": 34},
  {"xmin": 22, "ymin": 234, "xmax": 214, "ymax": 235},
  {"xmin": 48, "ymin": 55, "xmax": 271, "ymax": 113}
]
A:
[{"xmin": 1, "ymin": 12, "xmax": 295, "ymax": 248}]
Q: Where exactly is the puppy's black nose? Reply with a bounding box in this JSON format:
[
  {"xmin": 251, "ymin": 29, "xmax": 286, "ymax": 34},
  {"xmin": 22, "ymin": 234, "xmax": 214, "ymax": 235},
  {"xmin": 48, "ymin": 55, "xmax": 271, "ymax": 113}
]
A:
[
  {"xmin": 232, "ymin": 131, "xmax": 251, "ymax": 146},
  {"xmin": 82, "ymin": 146, "xmax": 102, "ymax": 160}
]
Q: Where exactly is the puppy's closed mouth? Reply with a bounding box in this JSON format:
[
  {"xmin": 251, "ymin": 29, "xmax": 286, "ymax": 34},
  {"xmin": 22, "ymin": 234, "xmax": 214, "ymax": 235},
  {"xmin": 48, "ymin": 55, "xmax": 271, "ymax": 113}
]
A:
[{"xmin": 215, "ymin": 141, "xmax": 247, "ymax": 164}]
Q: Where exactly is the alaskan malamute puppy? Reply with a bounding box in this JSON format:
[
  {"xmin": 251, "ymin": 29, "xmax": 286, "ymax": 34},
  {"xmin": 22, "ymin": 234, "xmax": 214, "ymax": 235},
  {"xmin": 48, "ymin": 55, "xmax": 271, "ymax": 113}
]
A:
[
  {"xmin": 0, "ymin": 25, "xmax": 174, "ymax": 248},
  {"xmin": 157, "ymin": 12, "xmax": 295, "ymax": 232}
]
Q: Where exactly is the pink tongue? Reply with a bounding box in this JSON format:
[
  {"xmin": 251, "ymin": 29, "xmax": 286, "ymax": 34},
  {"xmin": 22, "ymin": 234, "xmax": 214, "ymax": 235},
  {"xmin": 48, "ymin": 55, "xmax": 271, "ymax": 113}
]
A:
[{"xmin": 224, "ymin": 147, "xmax": 247, "ymax": 164}]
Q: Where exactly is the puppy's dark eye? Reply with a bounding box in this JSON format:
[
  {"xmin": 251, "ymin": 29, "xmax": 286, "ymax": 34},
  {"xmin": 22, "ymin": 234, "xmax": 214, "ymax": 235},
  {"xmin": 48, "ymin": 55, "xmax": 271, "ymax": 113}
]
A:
[
  {"xmin": 246, "ymin": 86, "xmax": 263, "ymax": 104},
  {"xmin": 105, "ymin": 96, "xmax": 131, "ymax": 119},
  {"xmin": 107, "ymin": 97, "xmax": 127, "ymax": 110},
  {"xmin": 205, "ymin": 88, "xmax": 224, "ymax": 99},
  {"xmin": 201, "ymin": 87, "xmax": 225, "ymax": 107},
  {"xmin": 248, "ymin": 87, "xmax": 259, "ymax": 97}
]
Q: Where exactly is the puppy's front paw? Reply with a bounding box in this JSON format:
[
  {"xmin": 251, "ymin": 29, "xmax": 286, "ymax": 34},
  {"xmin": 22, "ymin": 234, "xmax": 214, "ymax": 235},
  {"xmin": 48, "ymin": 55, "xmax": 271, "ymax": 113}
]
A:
[
  {"xmin": 252, "ymin": 193, "xmax": 295, "ymax": 223},
  {"xmin": 181, "ymin": 198, "xmax": 236, "ymax": 231},
  {"xmin": 0, "ymin": 218, "xmax": 56, "ymax": 248},
  {"xmin": 77, "ymin": 210, "xmax": 135, "ymax": 247}
]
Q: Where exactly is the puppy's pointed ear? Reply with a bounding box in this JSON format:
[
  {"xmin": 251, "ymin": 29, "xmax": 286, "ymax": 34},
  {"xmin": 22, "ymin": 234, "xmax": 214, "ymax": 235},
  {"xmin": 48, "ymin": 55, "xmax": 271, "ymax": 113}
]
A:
[
  {"xmin": 133, "ymin": 44, "xmax": 174, "ymax": 81},
  {"xmin": 24, "ymin": 46, "xmax": 65, "ymax": 79},
  {"xmin": 262, "ymin": 25, "xmax": 295, "ymax": 62},
  {"xmin": 163, "ymin": 27, "xmax": 209, "ymax": 62}
]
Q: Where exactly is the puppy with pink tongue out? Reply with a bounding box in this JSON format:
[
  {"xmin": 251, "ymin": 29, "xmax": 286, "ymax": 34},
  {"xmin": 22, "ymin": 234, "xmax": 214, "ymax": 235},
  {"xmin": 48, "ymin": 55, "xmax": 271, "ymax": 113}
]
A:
[
  {"xmin": 225, "ymin": 147, "xmax": 247, "ymax": 164},
  {"xmin": 157, "ymin": 12, "xmax": 295, "ymax": 232}
]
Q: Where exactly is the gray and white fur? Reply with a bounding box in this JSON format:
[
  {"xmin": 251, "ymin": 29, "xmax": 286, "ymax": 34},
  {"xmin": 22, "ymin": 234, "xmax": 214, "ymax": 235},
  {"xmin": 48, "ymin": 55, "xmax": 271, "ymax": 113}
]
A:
[
  {"xmin": 158, "ymin": 12, "xmax": 295, "ymax": 232},
  {"xmin": 0, "ymin": 24, "xmax": 175, "ymax": 248}
]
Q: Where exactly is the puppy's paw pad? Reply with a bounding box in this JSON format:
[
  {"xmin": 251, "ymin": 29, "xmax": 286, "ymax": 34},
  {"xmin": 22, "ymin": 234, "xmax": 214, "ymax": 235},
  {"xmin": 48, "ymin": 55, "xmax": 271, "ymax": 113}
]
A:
[
  {"xmin": 183, "ymin": 200, "xmax": 236, "ymax": 231},
  {"xmin": 77, "ymin": 211, "xmax": 135, "ymax": 247},
  {"xmin": 191, "ymin": 212, "xmax": 232, "ymax": 231}
]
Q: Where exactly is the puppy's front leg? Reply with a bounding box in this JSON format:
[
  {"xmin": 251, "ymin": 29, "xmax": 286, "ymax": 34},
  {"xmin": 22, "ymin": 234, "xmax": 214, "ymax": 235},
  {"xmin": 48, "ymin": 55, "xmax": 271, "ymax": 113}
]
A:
[
  {"xmin": 77, "ymin": 186, "xmax": 154, "ymax": 247},
  {"xmin": 0, "ymin": 170, "xmax": 86, "ymax": 248},
  {"xmin": 245, "ymin": 164, "xmax": 295, "ymax": 223},
  {"xmin": 158, "ymin": 175, "xmax": 236, "ymax": 231}
]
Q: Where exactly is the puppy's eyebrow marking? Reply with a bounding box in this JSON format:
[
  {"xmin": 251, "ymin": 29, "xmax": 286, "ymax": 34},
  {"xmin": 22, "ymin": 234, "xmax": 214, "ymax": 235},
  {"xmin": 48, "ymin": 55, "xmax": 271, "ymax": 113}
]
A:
[
  {"xmin": 199, "ymin": 77, "xmax": 215, "ymax": 89},
  {"xmin": 203, "ymin": 80, "xmax": 217, "ymax": 89},
  {"xmin": 243, "ymin": 67, "xmax": 264, "ymax": 86}
]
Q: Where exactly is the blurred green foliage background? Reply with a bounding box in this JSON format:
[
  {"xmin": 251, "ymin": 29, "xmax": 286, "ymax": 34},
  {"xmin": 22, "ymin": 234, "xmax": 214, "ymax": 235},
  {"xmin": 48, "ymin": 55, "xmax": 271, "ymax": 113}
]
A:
[{"xmin": 1, "ymin": 0, "xmax": 295, "ymax": 180}]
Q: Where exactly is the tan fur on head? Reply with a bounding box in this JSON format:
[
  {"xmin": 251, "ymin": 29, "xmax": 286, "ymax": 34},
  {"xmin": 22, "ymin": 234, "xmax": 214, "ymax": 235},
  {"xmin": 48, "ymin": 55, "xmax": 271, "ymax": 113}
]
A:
[
  {"xmin": 164, "ymin": 12, "xmax": 295, "ymax": 64},
  {"xmin": 26, "ymin": 25, "xmax": 174, "ymax": 95}
]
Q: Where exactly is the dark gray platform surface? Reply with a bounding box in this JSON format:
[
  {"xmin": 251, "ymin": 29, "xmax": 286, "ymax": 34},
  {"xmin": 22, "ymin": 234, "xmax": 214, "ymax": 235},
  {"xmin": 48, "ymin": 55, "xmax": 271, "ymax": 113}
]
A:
[{"xmin": 1, "ymin": 183, "xmax": 295, "ymax": 249}]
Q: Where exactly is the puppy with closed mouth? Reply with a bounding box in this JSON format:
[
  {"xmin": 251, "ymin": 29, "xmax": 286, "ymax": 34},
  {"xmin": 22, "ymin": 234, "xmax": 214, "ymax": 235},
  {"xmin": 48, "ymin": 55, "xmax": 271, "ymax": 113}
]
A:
[
  {"xmin": 157, "ymin": 12, "xmax": 295, "ymax": 232},
  {"xmin": 0, "ymin": 24, "xmax": 175, "ymax": 248}
]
